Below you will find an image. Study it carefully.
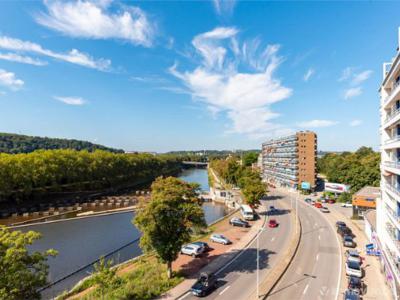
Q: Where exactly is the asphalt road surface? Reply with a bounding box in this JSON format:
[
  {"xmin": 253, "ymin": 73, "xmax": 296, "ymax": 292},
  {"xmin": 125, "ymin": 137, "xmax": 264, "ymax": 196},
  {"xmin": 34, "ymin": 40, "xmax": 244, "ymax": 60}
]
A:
[
  {"xmin": 180, "ymin": 193, "xmax": 293, "ymax": 300},
  {"xmin": 268, "ymin": 192, "xmax": 341, "ymax": 300}
]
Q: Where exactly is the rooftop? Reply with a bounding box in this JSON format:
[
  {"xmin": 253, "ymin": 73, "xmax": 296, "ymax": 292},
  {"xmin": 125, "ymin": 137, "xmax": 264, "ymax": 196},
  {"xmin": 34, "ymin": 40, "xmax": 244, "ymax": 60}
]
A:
[{"xmin": 354, "ymin": 186, "xmax": 380, "ymax": 199}]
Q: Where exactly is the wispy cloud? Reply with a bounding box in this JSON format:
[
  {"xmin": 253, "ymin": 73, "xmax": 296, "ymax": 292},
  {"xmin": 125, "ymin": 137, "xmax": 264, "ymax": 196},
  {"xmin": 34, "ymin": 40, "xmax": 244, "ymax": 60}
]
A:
[
  {"xmin": 339, "ymin": 67, "xmax": 372, "ymax": 85},
  {"xmin": 0, "ymin": 52, "xmax": 47, "ymax": 66},
  {"xmin": 213, "ymin": 0, "xmax": 236, "ymax": 16},
  {"xmin": 36, "ymin": 0, "xmax": 154, "ymax": 47},
  {"xmin": 344, "ymin": 87, "xmax": 362, "ymax": 100},
  {"xmin": 352, "ymin": 70, "xmax": 373, "ymax": 85},
  {"xmin": 350, "ymin": 119, "xmax": 362, "ymax": 127},
  {"xmin": 0, "ymin": 69, "xmax": 24, "ymax": 90},
  {"xmin": 303, "ymin": 68, "xmax": 315, "ymax": 82},
  {"xmin": 54, "ymin": 96, "xmax": 87, "ymax": 106},
  {"xmin": 0, "ymin": 36, "xmax": 111, "ymax": 71},
  {"xmin": 170, "ymin": 27, "xmax": 292, "ymax": 139},
  {"xmin": 297, "ymin": 119, "xmax": 338, "ymax": 128}
]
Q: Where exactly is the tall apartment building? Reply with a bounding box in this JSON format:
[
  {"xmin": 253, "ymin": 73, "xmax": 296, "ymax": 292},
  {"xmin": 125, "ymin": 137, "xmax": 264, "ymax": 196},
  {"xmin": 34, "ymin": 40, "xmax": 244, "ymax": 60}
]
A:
[
  {"xmin": 261, "ymin": 131, "xmax": 317, "ymax": 189},
  {"xmin": 377, "ymin": 28, "xmax": 400, "ymax": 299}
]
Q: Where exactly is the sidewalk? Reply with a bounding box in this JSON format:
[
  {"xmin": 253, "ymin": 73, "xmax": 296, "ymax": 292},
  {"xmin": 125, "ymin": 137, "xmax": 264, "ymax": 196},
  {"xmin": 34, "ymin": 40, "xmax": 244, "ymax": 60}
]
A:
[{"xmin": 159, "ymin": 205, "xmax": 267, "ymax": 299}]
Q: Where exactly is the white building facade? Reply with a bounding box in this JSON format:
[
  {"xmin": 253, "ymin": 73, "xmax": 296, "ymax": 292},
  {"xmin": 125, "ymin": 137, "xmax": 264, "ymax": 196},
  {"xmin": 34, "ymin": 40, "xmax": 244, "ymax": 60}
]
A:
[{"xmin": 378, "ymin": 27, "xmax": 400, "ymax": 300}]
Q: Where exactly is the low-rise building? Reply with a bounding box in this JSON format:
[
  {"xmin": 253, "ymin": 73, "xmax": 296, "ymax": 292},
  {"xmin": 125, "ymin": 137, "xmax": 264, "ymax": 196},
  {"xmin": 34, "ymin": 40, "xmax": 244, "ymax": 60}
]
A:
[{"xmin": 352, "ymin": 186, "xmax": 380, "ymax": 217}]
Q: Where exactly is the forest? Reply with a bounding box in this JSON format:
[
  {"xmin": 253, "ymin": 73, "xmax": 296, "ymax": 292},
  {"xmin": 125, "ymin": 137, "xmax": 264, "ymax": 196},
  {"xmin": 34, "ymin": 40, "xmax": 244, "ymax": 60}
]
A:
[
  {"xmin": 0, "ymin": 133, "xmax": 123, "ymax": 154},
  {"xmin": 0, "ymin": 149, "xmax": 182, "ymax": 205}
]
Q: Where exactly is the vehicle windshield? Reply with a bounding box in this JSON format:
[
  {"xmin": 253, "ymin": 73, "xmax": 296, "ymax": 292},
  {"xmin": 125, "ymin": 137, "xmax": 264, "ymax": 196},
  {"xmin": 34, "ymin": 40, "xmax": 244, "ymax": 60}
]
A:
[
  {"xmin": 344, "ymin": 236, "xmax": 353, "ymax": 241},
  {"xmin": 348, "ymin": 261, "xmax": 360, "ymax": 270}
]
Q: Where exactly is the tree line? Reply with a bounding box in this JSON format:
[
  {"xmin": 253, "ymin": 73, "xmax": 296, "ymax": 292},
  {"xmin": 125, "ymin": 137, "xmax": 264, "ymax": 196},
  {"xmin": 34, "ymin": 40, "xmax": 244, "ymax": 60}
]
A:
[
  {"xmin": 317, "ymin": 146, "xmax": 380, "ymax": 199},
  {"xmin": 210, "ymin": 156, "xmax": 266, "ymax": 206},
  {"xmin": 0, "ymin": 133, "xmax": 124, "ymax": 154},
  {"xmin": 0, "ymin": 149, "xmax": 182, "ymax": 205}
]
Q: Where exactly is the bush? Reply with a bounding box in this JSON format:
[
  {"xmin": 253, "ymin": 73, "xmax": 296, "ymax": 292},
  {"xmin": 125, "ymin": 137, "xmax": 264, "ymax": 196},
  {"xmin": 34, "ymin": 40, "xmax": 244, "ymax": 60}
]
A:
[{"xmin": 337, "ymin": 192, "xmax": 352, "ymax": 203}]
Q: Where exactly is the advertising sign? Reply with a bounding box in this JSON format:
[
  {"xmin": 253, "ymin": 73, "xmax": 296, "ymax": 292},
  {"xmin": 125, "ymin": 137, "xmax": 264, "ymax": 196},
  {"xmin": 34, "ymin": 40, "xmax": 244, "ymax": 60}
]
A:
[
  {"xmin": 301, "ymin": 182, "xmax": 311, "ymax": 190},
  {"xmin": 324, "ymin": 182, "xmax": 350, "ymax": 193}
]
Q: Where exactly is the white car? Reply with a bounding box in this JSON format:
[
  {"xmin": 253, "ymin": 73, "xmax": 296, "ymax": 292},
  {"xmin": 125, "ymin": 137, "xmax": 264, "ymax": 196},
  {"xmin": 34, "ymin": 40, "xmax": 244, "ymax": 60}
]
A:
[
  {"xmin": 345, "ymin": 261, "xmax": 362, "ymax": 278},
  {"xmin": 346, "ymin": 250, "xmax": 363, "ymax": 264},
  {"xmin": 181, "ymin": 243, "xmax": 203, "ymax": 257},
  {"xmin": 210, "ymin": 234, "xmax": 231, "ymax": 245},
  {"xmin": 342, "ymin": 202, "xmax": 353, "ymax": 208}
]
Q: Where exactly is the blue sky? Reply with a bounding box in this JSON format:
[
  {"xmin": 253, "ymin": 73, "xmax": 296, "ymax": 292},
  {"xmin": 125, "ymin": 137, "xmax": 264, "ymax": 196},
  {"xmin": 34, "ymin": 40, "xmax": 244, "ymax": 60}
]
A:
[{"xmin": 0, "ymin": 1, "xmax": 399, "ymax": 152}]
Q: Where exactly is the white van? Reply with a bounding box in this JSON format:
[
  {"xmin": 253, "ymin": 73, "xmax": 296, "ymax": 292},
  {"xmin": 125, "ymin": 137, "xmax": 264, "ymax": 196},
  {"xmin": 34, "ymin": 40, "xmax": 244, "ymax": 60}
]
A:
[{"xmin": 240, "ymin": 204, "xmax": 254, "ymax": 220}]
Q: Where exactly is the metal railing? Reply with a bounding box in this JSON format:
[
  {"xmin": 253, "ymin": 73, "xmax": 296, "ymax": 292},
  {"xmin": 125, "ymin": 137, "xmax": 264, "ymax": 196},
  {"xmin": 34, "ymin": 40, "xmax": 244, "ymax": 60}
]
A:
[
  {"xmin": 383, "ymin": 161, "xmax": 400, "ymax": 169},
  {"xmin": 385, "ymin": 107, "xmax": 400, "ymax": 125},
  {"xmin": 385, "ymin": 80, "xmax": 400, "ymax": 104},
  {"xmin": 386, "ymin": 183, "xmax": 400, "ymax": 197},
  {"xmin": 385, "ymin": 136, "xmax": 400, "ymax": 145}
]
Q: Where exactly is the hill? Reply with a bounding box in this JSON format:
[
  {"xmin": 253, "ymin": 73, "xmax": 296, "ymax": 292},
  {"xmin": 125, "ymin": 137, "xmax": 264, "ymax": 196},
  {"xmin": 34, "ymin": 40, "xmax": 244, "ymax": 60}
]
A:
[{"xmin": 0, "ymin": 133, "xmax": 124, "ymax": 154}]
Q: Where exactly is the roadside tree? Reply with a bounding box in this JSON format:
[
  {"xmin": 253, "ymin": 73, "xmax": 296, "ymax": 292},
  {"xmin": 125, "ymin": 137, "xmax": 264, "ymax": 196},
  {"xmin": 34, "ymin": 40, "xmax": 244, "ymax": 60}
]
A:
[{"xmin": 133, "ymin": 177, "xmax": 206, "ymax": 278}]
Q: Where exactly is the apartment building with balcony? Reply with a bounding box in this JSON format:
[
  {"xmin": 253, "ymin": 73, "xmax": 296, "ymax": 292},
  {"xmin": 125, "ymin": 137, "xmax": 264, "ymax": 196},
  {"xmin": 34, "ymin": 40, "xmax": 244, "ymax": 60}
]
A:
[
  {"xmin": 261, "ymin": 131, "xmax": 317, "ymax": 189},
  {"xmin": 377, "ymin": 27, "xmax": 400, "ymax": 300}
]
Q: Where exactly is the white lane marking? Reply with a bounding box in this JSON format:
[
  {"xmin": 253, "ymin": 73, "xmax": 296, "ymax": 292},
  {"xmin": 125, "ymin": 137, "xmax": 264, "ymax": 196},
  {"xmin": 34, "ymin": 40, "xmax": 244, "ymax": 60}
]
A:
[
  {"xmin": 271, "ymin": 237, "xmax": 275, "ymax": 242},
  {"xmin": 177, "ymin": 292, "xmax": 190, "ymax": 300},
  {"xmin": 219, "ymin": 285, "xmax": 231, "ymax": 295},
  {"xmin": 316, "ymin": 254, "xmax": 319, "ymax": 261},
  {"xmin": 303, "ymin": 284, "xmax": 309, "ymax": 295},
  {"xmin": 318, "ymin": 234, "xmax": 321, "ymax": 241}
]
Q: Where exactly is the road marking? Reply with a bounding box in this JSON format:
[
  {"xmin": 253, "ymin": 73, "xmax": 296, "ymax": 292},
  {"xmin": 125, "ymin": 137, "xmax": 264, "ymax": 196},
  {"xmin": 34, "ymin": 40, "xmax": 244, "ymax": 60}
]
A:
[
  {"xmin": 316, "ymin": 254, "xmax": 319, "ymax": 261},
  {"xmin": 318, "ymin": 234, "xmax": 321, "ymax": 241},
  {"xmin": 303, "ymin": 284, "xmax": 309, "ymax": 295},
  {"xmin": 177, "ymin": 292, "xmax": 190, "ymax": 300},
  {"xmin": 271, "ymin": 237, "xmax": 275, "ymax": 242},
  {"xmin": 219, "ymin": 285, "xmax": 231, "ymax": 295}
]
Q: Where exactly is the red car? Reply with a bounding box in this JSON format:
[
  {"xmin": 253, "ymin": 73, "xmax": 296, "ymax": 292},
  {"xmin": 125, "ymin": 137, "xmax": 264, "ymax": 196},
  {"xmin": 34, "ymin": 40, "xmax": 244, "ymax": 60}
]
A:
[
  {"xmin": 314, "ymin": 202, "xmax": 323, "ymax": 208},
  {"xmin": 328, "ymin": 199, "xmax": 336, "ymax": 204},
  {"xmin": 268, "ymin": 219, "xmax": 278, "ymax": 228}
]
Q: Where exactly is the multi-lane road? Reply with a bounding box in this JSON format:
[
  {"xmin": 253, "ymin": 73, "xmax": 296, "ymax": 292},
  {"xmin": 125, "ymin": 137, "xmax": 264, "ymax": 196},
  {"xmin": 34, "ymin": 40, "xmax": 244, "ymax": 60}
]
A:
[
  {"xmin": 268, "ymin": 191, "xmax": 341, "ymax": 300},
  {"xmin": 180, "ymin": 194, "xmax": 293, "ymax": 300}
]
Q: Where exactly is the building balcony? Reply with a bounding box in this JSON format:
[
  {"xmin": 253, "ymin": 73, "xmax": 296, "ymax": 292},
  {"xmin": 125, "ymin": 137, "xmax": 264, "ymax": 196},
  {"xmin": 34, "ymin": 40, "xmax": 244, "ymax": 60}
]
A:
[
  {"xmin": 384, "ymin": 79, "xmax": 400, "ymax": 109},
  {"xmin": 386, "ymin": 183, "xmax": 400, "ymax": 198},
  {"xmin": 384, "ymin": 107, "xmax": 400, "ymax": 129},
  {"xmin": 383, "ymin": 245, "xmax": 400, "ymax": 283},
  {"xmin": 382, "ymin": 161, "xmax": 400, "ymax": 175},
  {"xmin": 383, "ymin": 136, "xmax": 400, "ymax": 149}
]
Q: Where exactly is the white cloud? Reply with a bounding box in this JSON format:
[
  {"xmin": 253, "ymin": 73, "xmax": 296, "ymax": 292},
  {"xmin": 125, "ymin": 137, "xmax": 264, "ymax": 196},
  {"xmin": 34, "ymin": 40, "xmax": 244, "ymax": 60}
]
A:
[
  {"xmin": 0, "ymin": 36, "xmax": 110, "ymax": 71},
  {"xmin": 54, "ymin": 96, "xmax": 86, "ymax": 105},
  {"xmin": 0, "ymin": 52, "xmax": 47, "ymax": 66},
  {"xmin": 339, "ymin": 67, "xmax": 372, "ymax": 85},
  {"xmin": 344, "ymin": 87, "xmax": 362, "ymax": 99},
  {"xmin": 213, "ymin": 0, "xmax": 236, "ymax": 16},
  {"xmin": 0, "ymin": 69, "xmax": 24, "ymax": 90},
  {"xmin": 36, "ymin": 0, "xmax": 154, "ymax": 47},
  {"xmin": 170, "ymin": 27, "xmax": 292, "ymax": 139},
  {"xmin": 297, "ymin": 119, "xmax": 338, "ymax": 128},
  {"xmin": 303, "ymin": 68, "xmax": 314, "ymax": 82},
  {"xmin": 350, "ymin": 119, "xmax": 362, "ymax": 127}
]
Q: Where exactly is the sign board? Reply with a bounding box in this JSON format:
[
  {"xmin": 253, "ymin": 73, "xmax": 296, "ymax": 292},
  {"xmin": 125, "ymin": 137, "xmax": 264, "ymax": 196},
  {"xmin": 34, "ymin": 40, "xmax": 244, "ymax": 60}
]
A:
[
  {"xmin": 324, "ymin": 182, "xmax": 350, "ymax": 193},
  {"xmin": 301, "ymin": 182, "xmax": 311, "ymax": 190}
]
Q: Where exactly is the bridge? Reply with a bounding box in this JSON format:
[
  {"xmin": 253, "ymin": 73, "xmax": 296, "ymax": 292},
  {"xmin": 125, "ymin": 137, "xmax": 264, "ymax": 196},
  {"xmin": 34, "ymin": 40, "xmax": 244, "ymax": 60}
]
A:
[{"xmin": 182, "ymin": 161, "xmax": 208, "ymax": 167}]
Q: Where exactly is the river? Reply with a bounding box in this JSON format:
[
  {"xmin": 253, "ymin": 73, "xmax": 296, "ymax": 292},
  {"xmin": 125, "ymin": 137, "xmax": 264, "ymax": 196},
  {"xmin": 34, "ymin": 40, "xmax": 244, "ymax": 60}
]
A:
[{"xmin": 17, "ymin": 168, "xmax": 229, "ymax": 299}]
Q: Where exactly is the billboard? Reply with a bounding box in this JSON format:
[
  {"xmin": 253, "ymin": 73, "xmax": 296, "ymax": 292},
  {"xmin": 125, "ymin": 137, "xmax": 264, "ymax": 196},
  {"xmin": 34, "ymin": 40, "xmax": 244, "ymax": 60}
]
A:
[
  {"xmin": 324, "ymin": 182, "xmax": 350, "ymax": 193},
  {"xmin": 301, "ymin": 182, "xmax": 311, "ymax": 190}
]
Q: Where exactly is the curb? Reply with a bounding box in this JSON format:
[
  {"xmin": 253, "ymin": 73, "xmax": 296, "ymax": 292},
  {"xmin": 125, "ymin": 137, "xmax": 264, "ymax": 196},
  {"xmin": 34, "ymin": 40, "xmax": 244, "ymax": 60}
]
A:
[{"xmin": 259, "ymin": 202, "xmax": 302, "ymax": 299}]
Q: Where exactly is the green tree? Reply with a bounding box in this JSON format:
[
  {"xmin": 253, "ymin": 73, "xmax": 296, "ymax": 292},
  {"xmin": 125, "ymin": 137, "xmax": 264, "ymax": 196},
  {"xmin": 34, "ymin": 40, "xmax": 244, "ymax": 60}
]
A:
[
  {"xmin": 92, "ymin": 256, "xmax": 123, "ymax": 296},
  {"xmin": 338, "ymin": 192, "xmax": 352, "ymax": 203},
  {"xmin": 0, "ymin": 226, "xmax": 57, "ymax": 300},
  {"xmin": 241, "ymin": 177, "xmax": 265, "ymax": 207},
  {"xmin": 133, "ymin": 177, "xmax": 206, "ymax": 278},
  {"xmin": 242, "ymin": 152, "xmax": 259, "ymax": 167}
]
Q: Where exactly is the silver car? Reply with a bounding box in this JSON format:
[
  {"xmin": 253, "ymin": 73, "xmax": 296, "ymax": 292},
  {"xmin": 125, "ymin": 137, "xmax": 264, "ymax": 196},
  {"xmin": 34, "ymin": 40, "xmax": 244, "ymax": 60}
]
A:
[
  {"xmin": 181, "ymin": 243, "xmax": 203, "ymax": 257},
  {"xmin": 210, "ymin": 234, "xmax": 231, "ymax": 245}
]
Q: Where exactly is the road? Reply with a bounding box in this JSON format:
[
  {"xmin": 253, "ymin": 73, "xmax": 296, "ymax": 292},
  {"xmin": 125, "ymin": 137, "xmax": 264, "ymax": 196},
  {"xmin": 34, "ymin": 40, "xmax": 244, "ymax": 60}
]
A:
[
  {"xmin": 179, "ymin": 193, "xmax": 293, "ymax": 300},
  {"xmin": 268, "ymin": 191, "xmax": 341, "ymax": 300}
]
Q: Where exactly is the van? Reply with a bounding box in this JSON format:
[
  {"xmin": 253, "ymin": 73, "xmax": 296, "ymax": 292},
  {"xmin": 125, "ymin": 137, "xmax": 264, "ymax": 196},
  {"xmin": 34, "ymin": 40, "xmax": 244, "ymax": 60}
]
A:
[{"xmin": 240, "ymin": 204, "xmax": 255, "ymax": 220}]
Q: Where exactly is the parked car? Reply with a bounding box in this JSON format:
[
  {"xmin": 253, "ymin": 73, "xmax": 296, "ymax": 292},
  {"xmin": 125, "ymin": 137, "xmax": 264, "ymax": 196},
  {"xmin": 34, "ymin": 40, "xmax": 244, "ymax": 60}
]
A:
[
  {"xmin": 314, "ymin": 202, "xmax": 323, "ymax": 208},
  {"xmin": 338, "ymin": 226, "xmax": 354, "ymax": 237},
  {"xmin": 346, "ymin": 250, "xmax": 363, "ymax": 264},
  {"xmin": 343, "ymin": 289, "xmax": 361, "ymax": 300},
  {"xmin": 269, "ymin": 206, "xmax": 278, "ymax": 215},
  {"xmin": 345, "ymin": 260, "xmax": 362, "ymax": 278},
  {"xmin": 181, "ymin": 243, "xmax": 204, "ymax": 257},
  {"xmin": 343, "ymin": 235, "xmax": 356, "ymax": 248},
  {"xmin": 210, "ymin": 234, "xmax": 231, "ymax": 245},
  {"xmin": 348, "ymin": 275, "xmax": 363, "ymax": 294},
  {"xmin": 268, "ymin": 219, "xmax": 278, "ymax": 228},
  {"xmin": 229, "ymin": 217, "xmax": 249, "ymax": 227},
  {"xmin": 328, "ymin": 199, "xmax": 336, "ymax": 204},
  {"xmin": 336, "ymin": 221, "xmax": 347, "ymax": 228},
  {"xmin": 304, "ymin": 198, "xmax": 312, "ymax": 203},
  {"xmin": 321, "ymin": 207, "xmax": 330, "ymax": 213},
  {"xmin": 342, "ymin": 202, "xmax": 353, "ymax": 208},
  {"xmin": 190, "ymin": 272, "xmax": 218, "ymax": 297},
  {"xmin": 192, "ymin": 241, "xmax": 211, "ymax": 253}
]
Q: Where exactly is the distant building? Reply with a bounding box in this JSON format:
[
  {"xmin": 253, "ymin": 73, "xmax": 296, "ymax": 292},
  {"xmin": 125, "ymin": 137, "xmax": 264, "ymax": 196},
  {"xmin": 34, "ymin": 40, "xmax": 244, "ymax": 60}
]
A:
[
  {"xmin": 352, "ymin": 186, "xmax": 380, "ymax": 217},
  {"xmin": 261, "ymin": 131, "xmax": 317, "ymax": 189},
  {"xmin": 377, "ymin": 27, "xmax": 400, "ymax": 300}
]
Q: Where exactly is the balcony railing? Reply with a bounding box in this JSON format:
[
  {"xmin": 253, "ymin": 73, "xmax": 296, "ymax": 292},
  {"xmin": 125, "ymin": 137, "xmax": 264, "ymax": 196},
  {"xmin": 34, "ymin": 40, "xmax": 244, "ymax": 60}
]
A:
[
  {"xmin": 386, "ymin": 183, "xmax": 400, "ymax": 197},
  {"xmin": 385, "ymin": 107, "xmax": 400, "ymax": 125},
  {"xmin": 386, "ymin": 204, "xmax": 400, "ymax": 227},
  {"xmin": 385, "ymin": 80, "xmax": 400, "ymax": 104},
  {"xmin": 385, "ymin": 135, "xmax": 400, "ymax": 145},
  {"xmin": 383, "ymin": 161, "xmax": 400, "ymax": 169}
]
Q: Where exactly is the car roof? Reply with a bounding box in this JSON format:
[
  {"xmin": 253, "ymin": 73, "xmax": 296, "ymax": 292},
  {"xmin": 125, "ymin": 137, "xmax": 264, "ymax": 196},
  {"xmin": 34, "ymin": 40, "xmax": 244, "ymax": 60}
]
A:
[
  {"xmin": 186, "ymin": 243, "xmax": 202, "ymax": 249},
  {"xmin": 348, "ymin": 250, "xmax": 359, "ymax": 256},
  {"xmin": 347, "ymin": 261, "xmax": 360, "ymax": 268}
]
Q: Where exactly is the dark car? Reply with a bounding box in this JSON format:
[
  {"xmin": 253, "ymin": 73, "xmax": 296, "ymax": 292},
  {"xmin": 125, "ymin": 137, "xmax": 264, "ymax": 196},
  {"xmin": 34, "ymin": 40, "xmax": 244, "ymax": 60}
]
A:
[
  {"xmin": 192, "ymin": 241, "xmax": 211, "ymax": 252},
  {"xmin": 191, "ymin": 272, "xmax": 218, "ymax": 297},
  {"xmin": 343, "ymin": 235, "xmax": 356, "ymax": 248},
  {"xmin": 343, "ymin": 289, "xmax": 360, "ymax": 300},
  {"xmin": 229, "ymin": 217, "xmax": 249, "ymax": 227},
  {"xmin": 348, "ymin": 276, "xmax": 363, "ymax": 294},
  {"xmin": 336, "ymin": 221, "xmax": 346, "ymax": 228},
  {"xmin": 304, "ymin": 198, "xmax": 312, "ymax": 203},
  {"xmin": 338, "ymin": 226, "xmax": 354, "ymax": 238}
]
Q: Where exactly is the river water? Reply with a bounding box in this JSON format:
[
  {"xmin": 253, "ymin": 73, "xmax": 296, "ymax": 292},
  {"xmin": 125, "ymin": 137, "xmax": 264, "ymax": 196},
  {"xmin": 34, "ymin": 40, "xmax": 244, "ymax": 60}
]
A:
[{"xmin": 17, "ymin": 168, "xmax": 228, "ymax": 299}]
